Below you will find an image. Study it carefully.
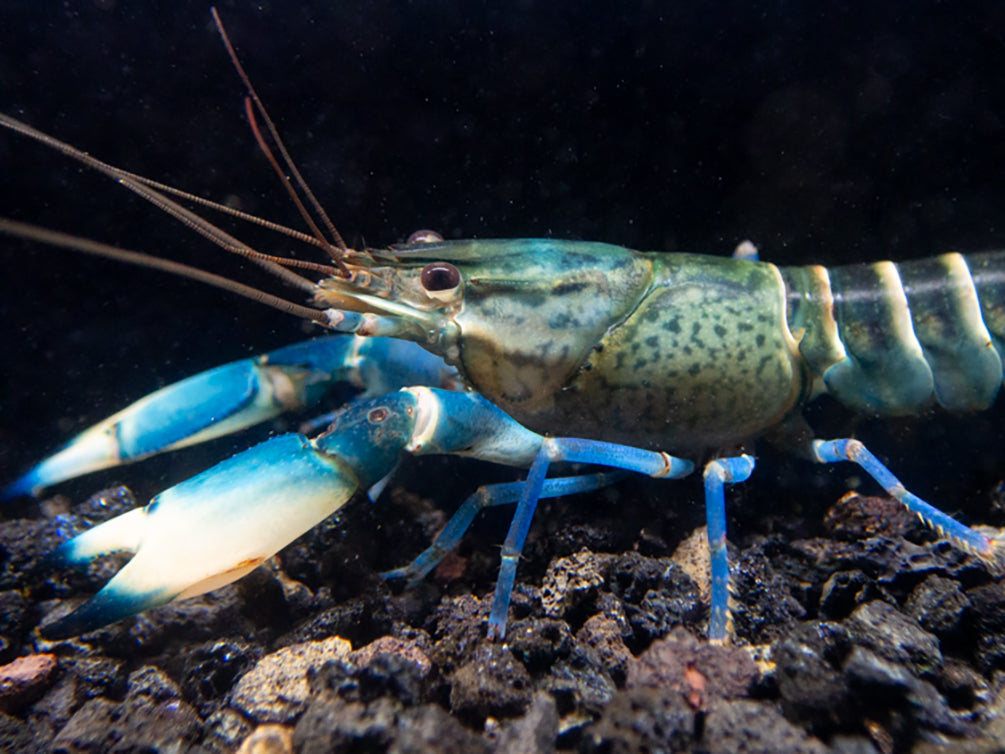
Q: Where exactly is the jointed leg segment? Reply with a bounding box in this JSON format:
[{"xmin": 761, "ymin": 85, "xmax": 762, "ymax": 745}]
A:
[{"xmin": 813, "ymin": 438, "xmax": 995, "ymax": 557}]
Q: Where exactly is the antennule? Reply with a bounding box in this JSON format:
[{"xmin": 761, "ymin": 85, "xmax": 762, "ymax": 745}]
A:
[{"xmin": 211, "ymin": 7, "xmax": 350, "ymax": 276}]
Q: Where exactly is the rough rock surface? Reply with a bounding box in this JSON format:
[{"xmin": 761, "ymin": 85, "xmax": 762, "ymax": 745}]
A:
[
  {"xmin": 0, "ymin": 654, "xmax": 58, "ymax": 713},
  {"xmin": 2, "ymin": 472, "xmax": 1001, "ymax": 753},
  {"xmin": 230, "ymin": 636, "xmax": 352, "ymax": 724}
]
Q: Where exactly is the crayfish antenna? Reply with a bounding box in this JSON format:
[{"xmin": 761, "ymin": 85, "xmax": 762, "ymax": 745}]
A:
[{"xmin": 211, "ymin": 7, "xmax": 350, "ymax": 274}]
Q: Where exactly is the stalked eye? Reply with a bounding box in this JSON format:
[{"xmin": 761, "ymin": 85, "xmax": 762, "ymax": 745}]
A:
[
  {"xmin": 420, "ymin": 262, "xmax": 461, "ymax": 296},
  {"xmin": 407, "ymin": 229, "xmax": 444, "ymax": 244}
]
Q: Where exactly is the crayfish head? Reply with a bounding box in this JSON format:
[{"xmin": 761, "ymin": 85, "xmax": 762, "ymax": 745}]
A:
[{"xmin": 315, "ymin": 237, "xmax": 653, "ymax": 419}]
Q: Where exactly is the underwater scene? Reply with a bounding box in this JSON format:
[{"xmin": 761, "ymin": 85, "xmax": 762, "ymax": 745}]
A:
[{"xmin": 1, "ymin": 0, "xmax": 1005, "ymax": 750}]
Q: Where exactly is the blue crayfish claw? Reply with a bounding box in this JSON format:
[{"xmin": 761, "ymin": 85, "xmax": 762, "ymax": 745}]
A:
[
  {"xmin": 2, "ymin": 336, "xmax": 458, "ymax": 502},
  {"xmin": 39, "ymin": 433, "xmax": 360, "ymax": 639},
  {"xmin": 37, "ymin": 390, "xmax": 431, "ymax": 638},
  {"xmin": 36, "ymin": 387, "xmax": 692, "ymax": 639}
]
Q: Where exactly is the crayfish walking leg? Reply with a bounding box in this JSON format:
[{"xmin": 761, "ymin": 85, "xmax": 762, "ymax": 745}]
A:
[
  {"xmin": 813, "ymin": 438, "xmax": 998, "ymax": 557},
  {"xmin": 380, "ymin": 471, "xmax": 631, "ymax": 586}
]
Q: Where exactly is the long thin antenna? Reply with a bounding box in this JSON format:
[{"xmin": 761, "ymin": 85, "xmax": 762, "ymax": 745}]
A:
[
  {"xmin": 0, "ymin": 219, "xmax": 331, "ymax": 325},
  {"xmin": 242, "ymin": 96, "xmax": 349, "ymax": 277},
  {"xmin": 0, "ymin": 112, "xmax": 317, "ymax": 294},
  {"xmin": 211, "ymin": 7, "xmax": 350, "ymax": 266},
  {"xmin": 109, "ymin": 164, "xmax": 343, "ymax": 256}
]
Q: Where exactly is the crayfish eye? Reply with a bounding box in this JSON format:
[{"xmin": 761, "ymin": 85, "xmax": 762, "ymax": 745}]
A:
[{"xmin": 420, "ymin": 262, "xmax": 461, "ymax": 298}]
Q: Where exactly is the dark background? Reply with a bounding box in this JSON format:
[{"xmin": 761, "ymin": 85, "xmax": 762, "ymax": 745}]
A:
[{"xmin": 1, "ymin": 1, "xmax": 1004, "ymax": 516}]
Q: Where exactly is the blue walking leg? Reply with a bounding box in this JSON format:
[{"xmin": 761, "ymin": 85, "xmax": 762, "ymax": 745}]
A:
[
  {"xmin": 381, "ymin": 470, "xmax": 629, "ymax": 586},
  {"xmin": 487, "ymin": 437, "xmax": 694, "ymax": 640},
  {"xmin": 703, "ymin": 455, "xmax": 755, "ymax": 642},
  {"xmin": 812, "ymin": 438, "xmax": 996, "ymax": 557}
]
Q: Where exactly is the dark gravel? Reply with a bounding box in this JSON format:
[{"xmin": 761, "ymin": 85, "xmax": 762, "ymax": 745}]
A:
[{"xmin": 0, "ymin": 483, "xmax": 1003, "ymax": 752}]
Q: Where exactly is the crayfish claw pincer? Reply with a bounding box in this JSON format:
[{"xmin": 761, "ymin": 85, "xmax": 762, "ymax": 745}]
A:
[{"xmin": 37, "ymin": 432, "xmax": 364, "ymax": 638}]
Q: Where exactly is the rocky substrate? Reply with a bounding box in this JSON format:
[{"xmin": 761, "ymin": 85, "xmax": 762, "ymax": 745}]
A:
[{"xmin": 1, "ymin": 480, "xmax": 1004, "ymax": 753}]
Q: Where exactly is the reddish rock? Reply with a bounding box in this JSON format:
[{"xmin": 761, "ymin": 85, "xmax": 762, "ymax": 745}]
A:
[
  {"xmin": 0, "ymin": 654, "xmax": 58, "ymax": 713},
  {"xmin": 351, "ymin": 636, "xmax": 432, "ymax": 679}
]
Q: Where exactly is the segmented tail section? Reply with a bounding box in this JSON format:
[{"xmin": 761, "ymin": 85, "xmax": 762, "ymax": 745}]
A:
[{"xmin": 782, "ymin": 251, "xmax": 1005, "ymax": 414}]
